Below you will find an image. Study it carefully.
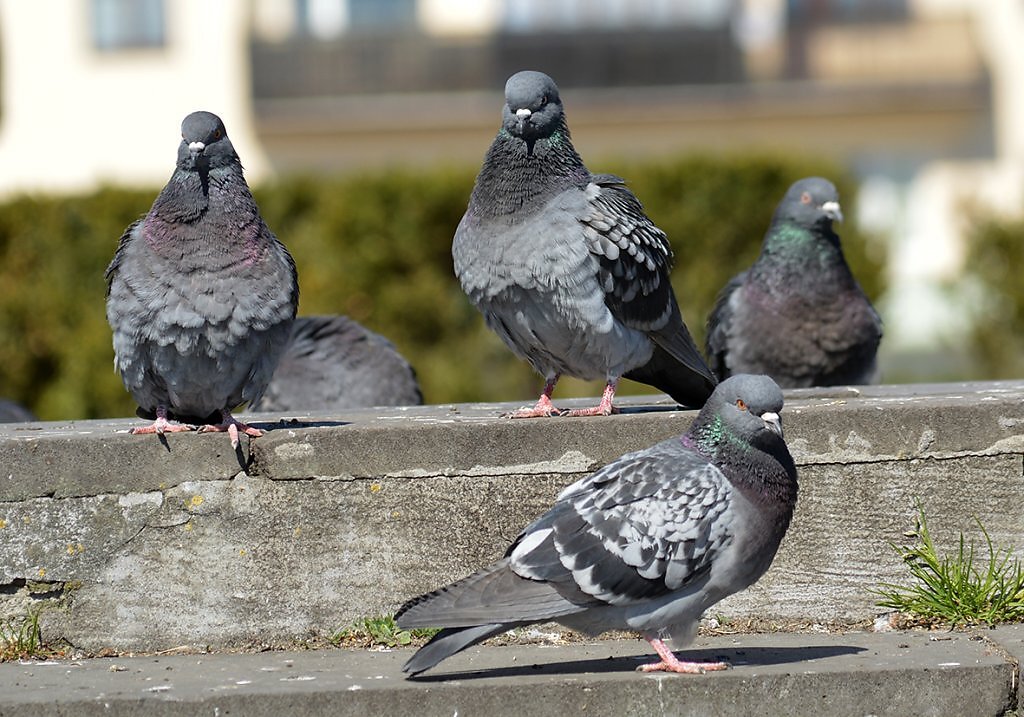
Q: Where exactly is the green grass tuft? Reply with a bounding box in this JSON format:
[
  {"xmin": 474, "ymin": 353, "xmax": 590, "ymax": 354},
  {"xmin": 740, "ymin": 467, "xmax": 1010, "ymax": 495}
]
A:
[
  {"xmin": 0, "ymin": 611, "xmax": 46, "ymax": 661},
  {"xmin": 331, "ymin": 615, "xmax": 439, "ymax": 649},
  {"xmin": 875, "ymin": 503, "xmax": 1024, "ymax": 626}
]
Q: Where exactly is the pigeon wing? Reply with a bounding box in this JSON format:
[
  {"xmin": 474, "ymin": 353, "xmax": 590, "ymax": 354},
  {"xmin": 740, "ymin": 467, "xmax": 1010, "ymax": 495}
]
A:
[{"xmin": 511, "ymin": 438, "xmax": 735, "ymax": 606}]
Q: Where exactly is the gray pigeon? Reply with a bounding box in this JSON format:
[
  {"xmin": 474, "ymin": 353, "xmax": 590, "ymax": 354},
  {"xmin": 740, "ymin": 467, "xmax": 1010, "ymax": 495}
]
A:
[
  {"xmin": 453, "ymin": 70, "xmax": 716, "ymax": 418},
  {"xmin": 706, "ymin": 177, "xmax": 882, "ymax": 388},
  {"xmin": 250, "ymin": 314, "xmax": 423, "ymax": 412},
  {"xmin": 0, "ymin": 399, "xmax": 36, "ymax": 423},
  {"xmin": 105, "ymin": 111, "xmax": 298, "ymax": 448},
  {"xmin": 397, "ymin": 373, "xmax": 797, "ymax": 676}
]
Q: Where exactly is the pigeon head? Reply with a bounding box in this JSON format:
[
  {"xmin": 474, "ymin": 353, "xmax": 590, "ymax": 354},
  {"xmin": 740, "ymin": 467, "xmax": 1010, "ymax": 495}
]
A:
[
  {"xmin": 177, "ymin": 111, "xmax": 238, "ymax": 172},
  {"xmin": 692, "ymin": 374, "xmax": 786, "ymax": 451},
  {"xmin": 502, "ymin": 71, "xmax": 565, "ymax": 146},
  {"xmin": 772, "ymin": 177, "xmax": 843, "ymax": 231}
]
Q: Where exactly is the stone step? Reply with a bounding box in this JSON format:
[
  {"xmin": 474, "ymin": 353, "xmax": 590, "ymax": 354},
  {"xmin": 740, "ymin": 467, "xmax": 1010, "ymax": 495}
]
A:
[
  {"xmin": 0, "ymin": 380, "xmax": 1022, "ymax": 652},
  {"xmin": 1, "ymin": 628, "xmax": 1021, "ymax": 717}
]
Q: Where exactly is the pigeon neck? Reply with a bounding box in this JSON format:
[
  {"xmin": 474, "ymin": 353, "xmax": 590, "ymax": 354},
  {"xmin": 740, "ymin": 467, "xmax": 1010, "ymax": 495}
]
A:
[
  {"xmin": 752, "ymin": 222, "xmax": 855, "ymax": 286},
  {"xmin": 686, "ymin": 417, "xmax": 798, "ymax": 507},
  {"xmin": 150, "ymin": 162, "xmax": 251, "ymax": 225},
  {"xmin": 468, "ymin": 122, "xmax": 588, "ymax": 220}
]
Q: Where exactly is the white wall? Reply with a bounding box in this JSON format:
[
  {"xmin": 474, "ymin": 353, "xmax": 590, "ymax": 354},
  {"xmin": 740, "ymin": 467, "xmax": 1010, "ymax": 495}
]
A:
[{"xmin": 0, "ymin": 0, "xmax": 269, "ymax": 196}]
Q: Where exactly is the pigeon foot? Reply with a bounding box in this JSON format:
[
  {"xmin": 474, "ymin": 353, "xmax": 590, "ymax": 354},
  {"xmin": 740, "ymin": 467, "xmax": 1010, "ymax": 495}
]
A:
[
  {"xmin": 129, "ymin": 417, "xmax": 196, "ymax": 436},
  {"xmin": 638, "ymin": 638, "xmax": 729, "ymax": 674},
  {"xmin": 508, "ymin": 393, "xmax": 562, "ymax": 418},
  {"xmin": 197, "ymin": 411, "xmax": 264, "ymax": 449},
  {"xmin": 562, "ymin": 381, "xmax": 618, "ymax": 417}
]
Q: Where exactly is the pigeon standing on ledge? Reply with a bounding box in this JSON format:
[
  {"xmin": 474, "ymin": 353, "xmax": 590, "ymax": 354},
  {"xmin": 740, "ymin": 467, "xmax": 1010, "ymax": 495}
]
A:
[
  {"xmin": 396, "ymin": 374, "xmax": 798, "ymax": 676},
  {"xmin": 706, "ymin": 177, "xmax": 882, "ymax": 387},
  {"xmin": 250, "ymin": 315, "xmax": 423, "ymax": 412},
  {"xmin": 453, "ymin": 70, "xmax": 716, "ymax": 418},
  {"xmin": 106, "ymin": 111, "xmax": 298, "ymax": 448}
]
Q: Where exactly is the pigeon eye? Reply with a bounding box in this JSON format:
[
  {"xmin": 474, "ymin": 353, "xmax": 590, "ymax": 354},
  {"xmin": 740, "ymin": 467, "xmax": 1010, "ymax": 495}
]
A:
[
  {"xmin": 735, "ymin": 399, "xmax": 747, "ymax": 411},
  {"xmin": 213, "ymin": 129, "xmax": 222, "ymax": 140},
  {"xmin": 540, "ymin": 95, "xmax": 549, "ymax": 107},
  {"xmin": 800, "ymin": 192, "xmax": 812, "ymax": 204}
]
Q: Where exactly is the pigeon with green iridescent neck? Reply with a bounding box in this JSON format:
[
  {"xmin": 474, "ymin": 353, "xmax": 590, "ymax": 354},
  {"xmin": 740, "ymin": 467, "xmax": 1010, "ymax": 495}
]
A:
[
  {"xmin": 105, "ymin": 111, "xmax": 298, "ymax": 448},
  {"xmin": 453, "ymin": 70, "xmax": 716, "ymax": 418},
  {"xmin": 396, "ymin": 374, "xmax": 797, "ymax": 676},
  {"xmin": 706, "ymin": 177, "xmax": 882, "ymax": 387}
]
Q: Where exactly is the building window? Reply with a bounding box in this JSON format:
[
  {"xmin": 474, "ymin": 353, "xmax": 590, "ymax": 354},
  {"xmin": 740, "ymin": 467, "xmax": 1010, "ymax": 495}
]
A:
[{"xmin": 92, "ymin": 0, "xmax": 166, "ymax": 51}]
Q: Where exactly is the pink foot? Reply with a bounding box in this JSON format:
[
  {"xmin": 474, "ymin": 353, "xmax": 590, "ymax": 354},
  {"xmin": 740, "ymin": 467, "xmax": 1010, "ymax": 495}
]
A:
[
  {"xmin": 197, "ymin": 411, "xmax": 264, "ymax": 449},
  {"xmin": 507, "ymin": 376, "xmax": 562, "ymax": 419},
  {"xmin": 508, "ymin": 393, "xmax": 562, "ymax": 418},
  {"xmin": 563, "ymin": 381, "xmax": 618, "ymax": 417},
  {"xmin": 638, "ymin": 638, "xmax": 729, "ymax": 674},
  {"xmin": 128, "ymin": 408, "xmax": 195, "ymax": 437}
]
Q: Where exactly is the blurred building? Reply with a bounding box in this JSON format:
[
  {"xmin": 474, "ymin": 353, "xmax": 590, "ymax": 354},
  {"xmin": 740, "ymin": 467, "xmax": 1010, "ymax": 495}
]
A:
[{"xmin": 0, "ymin": 0, "xmax": 1020, "ymax": 360}]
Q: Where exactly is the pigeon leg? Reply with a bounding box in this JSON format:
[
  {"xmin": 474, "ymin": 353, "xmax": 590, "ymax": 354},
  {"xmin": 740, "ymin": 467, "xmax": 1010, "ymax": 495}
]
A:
[
  {"xmin": 637, "ymin": 637, "xmax": 729, "ymax": 674},
  {"xmin": 509, "ymin": 375, "xmax": 563, "ymax": 418},
  {"xmin": 197, "ymin": 409, "xmax": 265, "ymax": 449},
  {"xmin": 128, "ymin": 405, "xmax": 196, "ymax": 436},
  {"xmin": 563, "ymin": 380, "xmax": 619, "ymax": 418}
]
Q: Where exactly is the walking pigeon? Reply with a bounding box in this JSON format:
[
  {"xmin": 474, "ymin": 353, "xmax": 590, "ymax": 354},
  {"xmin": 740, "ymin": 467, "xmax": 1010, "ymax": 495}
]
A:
[
  {"xmin": 250, "ymin": 314, "xmax": 422, "ymax": 412},
  {"xmin": 396, "ymin": 373, "xmax": 797, "ymax": 676},
  {"xmin": 453, "ymin": 70, "xmax": 716, "ymax": 418},
  {"xmin": 105, "ymin": 111, "xmax": 298, "ymax": 448},
  {"xmin": 706, "ymin": 177, "xmax": 882, "ymax": 387}
]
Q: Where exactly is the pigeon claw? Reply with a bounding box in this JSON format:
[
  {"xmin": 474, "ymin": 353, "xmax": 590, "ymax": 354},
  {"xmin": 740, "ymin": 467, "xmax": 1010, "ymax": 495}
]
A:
[
  {"xmin": 563, "ymin": 381, "xmax": 618, "ymax": 417},
  {"xmin": 197, "ymin": 412, "xmax": 265, "ymax": 449},
  {"xmin": 129, "ymin": 415, "xmax": 196, "ymax": 437},
  {"xmin": 637, "ymin": 659, "xmax": 729, "ymax": 675},
  {"xmin": 639, "ymin": 637, "xmax": 729, "ymax": 674},
  {"xmin": 507, "ymin": 393, "xmax": 562, "ymax": 419}
]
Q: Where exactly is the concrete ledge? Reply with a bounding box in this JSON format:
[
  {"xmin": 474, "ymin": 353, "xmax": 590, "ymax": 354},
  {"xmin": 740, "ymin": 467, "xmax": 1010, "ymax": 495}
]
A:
[
  {"xmin": 0, "ymin": 629, "xmax": 1019, "ymax": 717},
  {"xmin": 0, "ymin": 381, "xmax": 1023, "ymax": 651}
]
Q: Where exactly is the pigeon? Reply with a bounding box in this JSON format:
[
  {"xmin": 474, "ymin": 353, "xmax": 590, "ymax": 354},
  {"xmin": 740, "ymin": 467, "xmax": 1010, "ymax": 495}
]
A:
[
  {"xmin": 706, "ymin": 177, "xmax": 882, "ymax": 388},
  {"xmin": 453, "ymin": 70, "xmax": 716, "ymax": 418},
  {"xmin": 396, "ymin": 373, "xmax": 798, "ymax": 676},
  {"xmin": 105, "ymin": 111, "xmax": 298, "ymax": 448},
  {"xmin": 250, "ymin": 314, "xmax": 423, "ymax": 412},
  {"xmin": 0, "ymin": 399, "xmax": 36, "ymax": 423}
]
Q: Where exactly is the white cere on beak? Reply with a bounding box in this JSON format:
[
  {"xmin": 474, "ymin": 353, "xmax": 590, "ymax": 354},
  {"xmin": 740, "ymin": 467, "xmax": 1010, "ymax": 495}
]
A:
[
  {"xmin": 188, "ymin": 141, "xmax": 205, "ymax": 154},
  {"xmin": 760, "ymin": 411, "xmax": 783, "ymax": 438},
  {"xmin": 516, "ymin": 108, "xmax": 532, "ymax": 119},
  {"xmin": 822, "ymin": 200, "xmax": 844, "ymax": 224}
]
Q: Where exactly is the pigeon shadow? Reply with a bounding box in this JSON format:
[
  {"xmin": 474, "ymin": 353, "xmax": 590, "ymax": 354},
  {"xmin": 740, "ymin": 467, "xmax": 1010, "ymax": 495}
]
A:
[
  {"xmin": 248, "ymin": 418, "xmax": 351, "ymax": 431},
  {"xmin": 407, "ymin": 644, "xmax": 867, "ymax": 682}
]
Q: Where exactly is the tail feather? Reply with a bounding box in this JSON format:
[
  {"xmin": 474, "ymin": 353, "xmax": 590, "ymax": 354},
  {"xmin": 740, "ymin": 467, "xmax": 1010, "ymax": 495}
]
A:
[
  {"xmin": 396, "ymin": 558, "xmax": 586, "ymax": 629},
  {"xmin": 402, "ymin": 623, "xmax": 510, "ymax": 675},
  {"xmin": 626, "ymin": 339, "xmax": 717, "ymax": 408}
]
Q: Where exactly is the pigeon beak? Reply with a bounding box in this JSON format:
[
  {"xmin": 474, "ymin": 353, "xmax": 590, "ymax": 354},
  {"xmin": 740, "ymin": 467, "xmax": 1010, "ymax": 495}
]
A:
[
  {"xmin": 188, "ymin": 141, "xmax": 206, "ymax": 160},
  {"xmin": 515, "ymin": 107, "xmax": 532, "ymax": 132},
  {"xmin": 760, "ymin": 411, "xmax": 783, "ymax": 438},
  {"xmin": 822, "ymin": 200, "xmax": 843, "ymax": 224}
]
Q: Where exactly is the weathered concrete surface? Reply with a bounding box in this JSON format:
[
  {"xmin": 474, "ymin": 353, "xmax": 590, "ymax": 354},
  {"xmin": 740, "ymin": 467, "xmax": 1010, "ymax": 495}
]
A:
[
  {"xmin": 0, "ymin": 381, "xmax": 1022, "ymax": 651},
  {"xmin": 0, "ymin": 631, "xmax": 1016, "ymax": 717}
]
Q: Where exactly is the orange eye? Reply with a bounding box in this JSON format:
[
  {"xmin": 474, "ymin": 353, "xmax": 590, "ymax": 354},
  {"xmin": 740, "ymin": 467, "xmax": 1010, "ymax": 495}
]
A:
[
  {"xmin": 213, "ymin": 129, "xmax": 222, "ymax": 139},
  {"xmin": 800, "ymin": 191, "xmax": 812, "ymax": 204},
  {"xmin": 736, "ymin": 399, "xmax": 747, "ymax": 411}
]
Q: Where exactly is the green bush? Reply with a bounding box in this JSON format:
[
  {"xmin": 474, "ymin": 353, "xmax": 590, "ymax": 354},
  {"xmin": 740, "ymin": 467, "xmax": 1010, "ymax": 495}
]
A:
[
  {"xmin": 0, "ymin": 155, "xmax": 883, "ymax": 420},
  {"xmin": 960, "ymin": 215, "xmax": 1024, "ymax": 379}
]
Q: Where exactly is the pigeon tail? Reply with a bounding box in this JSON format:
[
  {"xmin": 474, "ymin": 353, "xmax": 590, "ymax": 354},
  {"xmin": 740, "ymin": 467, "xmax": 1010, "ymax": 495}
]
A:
[
  {"xmin": 396, "ymin": 558, "xmax": 587, "ymax": 629},
  {"xmin": 625, "ymin": 342, "xmax": 717, "ymax": 409},
  {"xmin": 402, "ymin": 624, "xmax": 509, "ymax": 676}
]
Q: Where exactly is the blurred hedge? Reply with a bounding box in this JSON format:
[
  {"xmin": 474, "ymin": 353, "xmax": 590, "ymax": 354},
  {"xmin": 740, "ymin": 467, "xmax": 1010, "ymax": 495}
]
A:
[
  {"xmin": 0, "ymin": 154, "xmax": 884, "ymax": 420},
  {"xmin": 961, "ymin": 214, "xmax": 1024, "ymax": 378}
]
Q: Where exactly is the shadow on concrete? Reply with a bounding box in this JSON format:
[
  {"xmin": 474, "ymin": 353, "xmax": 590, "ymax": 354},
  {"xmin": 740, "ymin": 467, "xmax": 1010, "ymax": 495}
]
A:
[{"xmin": 409, "ymin": 644, "xmax": 868, "ymax": 682}]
